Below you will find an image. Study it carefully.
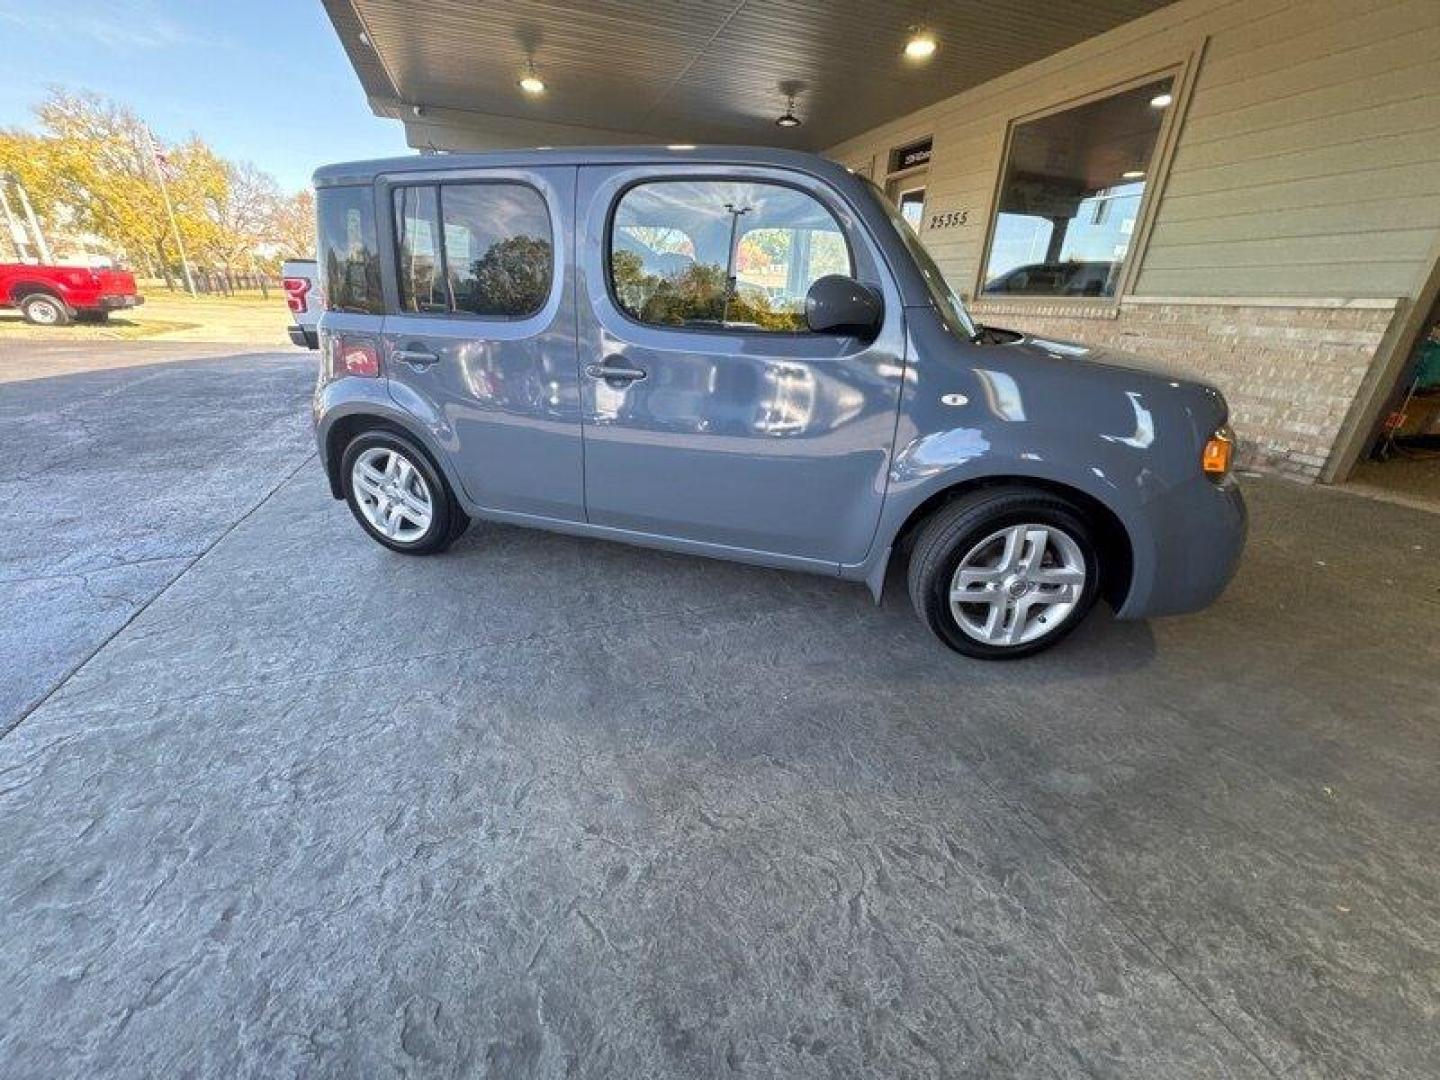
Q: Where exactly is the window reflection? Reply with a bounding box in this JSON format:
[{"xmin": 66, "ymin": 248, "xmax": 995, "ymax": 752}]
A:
[
  {"xmin": 982, "ymin": 77, "xmax": 1174, "ymax": 299},
  {"xmin": 610, "ymin": 180, "xmax": 851, "ymax": 332},
  {"xmin": 318, "ymin": 186, "xmax": 382, "ymax": 314},
  {"xmin": 442, "ymin": 184, "xmax": 552, "ymax": 318},
  {"xmin": 394, "ymin": 185, "xmax": 444, "ymax": 313},
  {"xmin": 392, "ymin": 182, "xmax": 553, "ymax": 319}
]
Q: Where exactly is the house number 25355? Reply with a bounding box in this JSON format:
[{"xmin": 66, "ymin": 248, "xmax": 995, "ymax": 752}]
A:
[{"xmin": 928, "ymin": 210, "xmax": 969, "ymax": 229}]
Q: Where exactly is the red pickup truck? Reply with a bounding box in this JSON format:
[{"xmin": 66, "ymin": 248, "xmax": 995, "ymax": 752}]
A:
[{"xmin": 0, "ymin": 263, "xmax": 144, "ymax": 325}]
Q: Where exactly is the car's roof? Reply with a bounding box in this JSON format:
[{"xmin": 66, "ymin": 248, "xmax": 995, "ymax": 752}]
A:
[{"xmin": 312, "ymin": 145, "xmax": 856, "ymax": 189}]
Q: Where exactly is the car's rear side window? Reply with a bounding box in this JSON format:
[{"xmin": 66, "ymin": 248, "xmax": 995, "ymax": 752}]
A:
[
  {"xmin": 394, "ymin": 186, "xmax": 446, "ymax": 314},
  {"xmin": 316, "ymin": 185, "xmax": 382, "ymax": 314},
  {"xmin": 392, "ymin": 182, "xmax": 553, "ymax": 320}
]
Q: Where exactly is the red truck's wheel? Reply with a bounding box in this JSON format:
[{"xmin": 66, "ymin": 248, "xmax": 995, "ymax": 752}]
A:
[{"xmin": 19, "ymin": 293, "xmax": 71, "ymax": 326}]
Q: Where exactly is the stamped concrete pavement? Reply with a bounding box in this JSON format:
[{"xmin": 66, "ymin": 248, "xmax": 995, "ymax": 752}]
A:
[{"xmin": 2, "ymin": 340, "xmax": 1438, "ymax": 1078}]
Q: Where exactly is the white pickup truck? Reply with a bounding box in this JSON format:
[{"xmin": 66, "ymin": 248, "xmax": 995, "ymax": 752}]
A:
[{"xmin": 282, "ymin": 258, "xmax": 320, "ymax": 349}]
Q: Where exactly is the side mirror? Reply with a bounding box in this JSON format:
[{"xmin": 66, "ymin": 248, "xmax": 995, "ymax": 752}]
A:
[{"xmin": 805, "ymin": 275, "xmax": 883, "ymax": 339}]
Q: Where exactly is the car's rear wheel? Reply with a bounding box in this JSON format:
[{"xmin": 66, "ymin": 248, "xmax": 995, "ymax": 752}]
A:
[
  {"xmin": 340, "ymin": 431, "xmax": 468, "ymax": 554},
  {"xmin": 19, "ymin": 293, "xmax": 71, "ymax": 326},
  {"xmin": 907, "ymin": 487, "xmax": 1101, "ymax": 659}
]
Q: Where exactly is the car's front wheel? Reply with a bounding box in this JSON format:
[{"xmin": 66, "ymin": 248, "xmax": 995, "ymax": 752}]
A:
[
  {"xmin": 907, "ymin": 487, "xmax": 1101, "ymax": 659},
  {"xmin": 340, "ymin": 431, "xmax": 468, "ymax": 554},
  {"xmin": 19, "ymin": 293, "xmax": 71, "ymax": 326}
]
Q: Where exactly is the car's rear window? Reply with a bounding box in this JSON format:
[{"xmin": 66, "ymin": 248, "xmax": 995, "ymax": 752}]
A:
[{"xmin": 316, "ymin": 185, "xmax": 383, "ymax": 314}]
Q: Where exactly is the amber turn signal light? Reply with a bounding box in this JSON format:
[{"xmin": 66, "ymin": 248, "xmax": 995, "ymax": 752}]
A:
[{"xmin": 1202, "ymin": 425, "xmax": 1234, "ymax": 477}]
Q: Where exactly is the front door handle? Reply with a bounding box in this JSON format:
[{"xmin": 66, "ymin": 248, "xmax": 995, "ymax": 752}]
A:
[
  {"xmin": 393, "ymin": 347, "xmax": 439, "ymax": 369},
  {"xmin": 585, "ymin": 358, "xmax": 647, "ymax": 383}
]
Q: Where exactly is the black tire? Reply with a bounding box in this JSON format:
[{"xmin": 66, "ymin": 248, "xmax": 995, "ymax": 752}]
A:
[
  {"xmin": 907, "ymin": 486, "xmax": 1101, "ymax": 660},
  {"xmin": 19, "ymin": 293, "xmax": 71, "ymax": 326},
  {"xmin": 339, "ymin": 430, "xmax": 469, "ymax": 555},
  {"xmin": 76, "ymin": 309, "xmax": 111, "ymax": 324}
]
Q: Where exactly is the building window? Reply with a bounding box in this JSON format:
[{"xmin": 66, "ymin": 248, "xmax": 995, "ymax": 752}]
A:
[
  {"xmin": 609, "ymin": 179, "xmax": 851, "ymax": 333},
  {"xmin": 392, "ymin": 182, "xmax": 553, "ymax": 319},
  {"xmin": 980, "ymin": 75, "xmax": 1176, "ymax": 299}
]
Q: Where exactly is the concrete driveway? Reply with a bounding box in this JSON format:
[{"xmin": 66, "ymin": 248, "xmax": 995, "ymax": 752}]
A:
[{"xmin": 2, "ymin": 341, "xmax": 1438, "ymax": 1078}]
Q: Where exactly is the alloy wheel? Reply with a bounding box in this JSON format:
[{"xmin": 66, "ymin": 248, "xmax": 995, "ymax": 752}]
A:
[
  {"xmin": 948, "ymin": 523, "xmax": 1087, "ymax": 646},
  {"xmin": 350, "ymin": 446, "xmax": 433, "ymax": 543}
]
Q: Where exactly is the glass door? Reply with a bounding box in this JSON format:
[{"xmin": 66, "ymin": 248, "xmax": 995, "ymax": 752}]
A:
[{"xmin": 886, "ymin": 171, "xmax": 928, "ymax": 232}]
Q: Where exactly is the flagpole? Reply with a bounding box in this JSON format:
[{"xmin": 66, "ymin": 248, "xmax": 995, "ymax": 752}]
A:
[
  {"xmin": 147, "ymin": 129, "xmax": 196, "ymax": 296},
  {"xmin": 0, "ymin": 176, "xmax": 25, "ymax": 261}
]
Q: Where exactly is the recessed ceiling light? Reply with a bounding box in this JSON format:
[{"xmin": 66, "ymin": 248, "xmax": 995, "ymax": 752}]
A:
[
  {"xmin": 1122, "ymin": 169, "xmax": 1146, "ymax": 180},
  {"xmin": 519, "ymin": 60, "xmax": 545, "ymax": 95},
  {"xmin": 775, "ymin": 94, "xmax": 801, "ymax": 128},
  {"xmin": 1150, "ymin": 92, "xmax": 1173, "ymax": 108},
  {"xmin": 904, "ymin": 29, "xmax": 938, "ymax": 59},
  {"xmin": 667, "ymin": 144, "xmax": 697, "ymax": 150}
]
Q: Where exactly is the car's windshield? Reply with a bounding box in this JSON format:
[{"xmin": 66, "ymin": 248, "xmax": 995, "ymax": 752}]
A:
[{"xmin": 859, "ymin": 178, "xmax": 977, "ymax": 340}]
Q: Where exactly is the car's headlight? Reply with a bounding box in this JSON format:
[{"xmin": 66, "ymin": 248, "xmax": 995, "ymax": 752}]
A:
[{"xmin": 1202, "ymin": 424, "xmax": 1235, "ymax": 480}]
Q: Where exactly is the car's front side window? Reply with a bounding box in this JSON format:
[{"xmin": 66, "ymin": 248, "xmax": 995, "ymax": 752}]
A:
[{"xmin": 609, "ymin": 179, "xmax": 852, "ymax": 333}]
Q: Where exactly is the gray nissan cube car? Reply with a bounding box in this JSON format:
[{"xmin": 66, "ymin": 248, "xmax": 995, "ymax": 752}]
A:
[{"xmin": 309, "ymin": 146, "xmax": 1245, "ymax": 659}]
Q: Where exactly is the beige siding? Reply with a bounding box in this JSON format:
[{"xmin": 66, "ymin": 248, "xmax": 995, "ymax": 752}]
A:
[{"xmin": 826, "ymin": 0, "xmax": 1440, "ymax": 302}]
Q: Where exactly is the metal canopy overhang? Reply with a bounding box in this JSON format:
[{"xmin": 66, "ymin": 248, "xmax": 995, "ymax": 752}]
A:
[{"xmin": 322, "ymin": 0, "xmax": 1176, "ymax": 152}]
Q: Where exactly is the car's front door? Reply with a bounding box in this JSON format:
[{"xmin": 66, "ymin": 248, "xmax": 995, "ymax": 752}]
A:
[
  {"xmin": 378, "ymin": 166, "xmax": 583, "ymax": 521},
  {"xmin": 576, "ymin": 165, "xmax": 906, "ymax": 568}
]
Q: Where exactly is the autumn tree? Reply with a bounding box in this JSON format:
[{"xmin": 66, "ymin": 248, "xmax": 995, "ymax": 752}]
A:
[
  {"xmin": 269, "ymin": 188, "xmax": 316, "ymax": 260},
  {"xmin": 5, "ymin": 88, "xmax": 316, "ymax": 288},
  {"xmin": 0, "ymin": 128, "xmax": 69, "ymax": 254},
  {"xmin": 163, "ymin": 136, "xmax": 227, "ymax": 278},
  {"xmin": 28, "ymin": 89, "xmax": 185, "ymax": 283}
]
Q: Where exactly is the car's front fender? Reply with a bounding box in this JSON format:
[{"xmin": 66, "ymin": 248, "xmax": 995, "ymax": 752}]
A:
[
  {"xmin": 852, "ymin": 446, "xmax": 1160, "ymax": 612},
  {"xmin": 848, "ymin": 307, "xmax": 1241, "ymax": 616}
]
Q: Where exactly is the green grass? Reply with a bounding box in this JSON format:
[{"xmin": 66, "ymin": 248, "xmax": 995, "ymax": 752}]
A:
[{"xmin": 0, "ymin": 288, "xmax": 293, "ymax": 345}]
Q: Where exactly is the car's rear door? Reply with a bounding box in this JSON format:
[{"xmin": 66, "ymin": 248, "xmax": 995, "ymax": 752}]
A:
[
  {"xmin": 377, "ymin": 165, "xmax": 583, "ymax": 522},
  {"xmin": 575, "ymin": 164, "xmax": 906, "ymax": 568}
]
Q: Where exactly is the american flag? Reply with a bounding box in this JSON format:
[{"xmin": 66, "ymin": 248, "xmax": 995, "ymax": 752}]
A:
[{"xmin": 144, "ymin": 130, "xmax": 178, "ymax": 181}]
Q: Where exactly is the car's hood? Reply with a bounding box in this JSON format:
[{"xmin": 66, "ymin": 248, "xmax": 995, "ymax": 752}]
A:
[
  {"xmin": 991, "ymin": 332, "xmax": 1230, "ymax": 435},
  {"xmin": 1016, "ymin": 334, "xmax": 1208, "ymax": 384}
]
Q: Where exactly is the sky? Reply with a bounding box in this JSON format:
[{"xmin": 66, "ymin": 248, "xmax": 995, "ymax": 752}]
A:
[{"xmin": 0, "ymin": 0, "xmax": 411, "ymax": 192}]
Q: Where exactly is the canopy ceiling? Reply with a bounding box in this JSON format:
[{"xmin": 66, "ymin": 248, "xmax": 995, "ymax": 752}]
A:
[{"xmin": 323, "ymin": 0, "xmax": 1175, "ymax": 151}]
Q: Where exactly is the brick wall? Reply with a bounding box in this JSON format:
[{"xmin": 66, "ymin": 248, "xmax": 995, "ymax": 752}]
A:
[{"xmin": 967, "ymin": 298, "xmax": 1399, "ymax": 481}]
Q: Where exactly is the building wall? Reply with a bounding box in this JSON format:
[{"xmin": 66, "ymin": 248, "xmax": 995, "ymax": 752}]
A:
[
  {"xmin": 972, "ymin": 297, "xmax": 1398, "ymax": 479},
  {"xmin": 826, "ymin": 0, "xmax": 1440, "ymax": 478}
]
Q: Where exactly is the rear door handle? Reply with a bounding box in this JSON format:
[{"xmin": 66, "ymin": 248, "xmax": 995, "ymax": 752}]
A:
[
  {"xmin": 393, "ymin": 347, "xmax": 439, "ymax": 369},
  {"xmin": 586, "ymin": 359, "xmax": 647, "ymax": 383}
]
